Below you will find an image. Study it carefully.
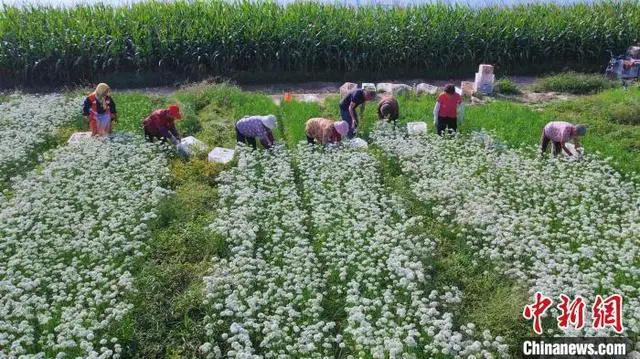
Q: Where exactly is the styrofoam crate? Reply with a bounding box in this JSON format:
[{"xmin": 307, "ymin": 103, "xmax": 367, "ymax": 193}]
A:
[
  {"xmin": 461, "ymin": 81, "xmax": 475, "ymax": 96},
  {"xmin": 376, "ymin": 82, "xmax": 393, "ymax": 93},
  {"xmin": 479, "ymin": 64, "xmax": 494, "ymax": 75},
  {"xmin": 416, "ymin": 83, "xmax": 438, "ymax": 95},
  {"xmin": 181, "ymin": 136, "xmax": 207, "ymax": 151},
  {"xmin": 563, "ymin": 143, "xmax": 584, "ymax": 158},
  {"xmin": 349, "ymin": 138, "xmax": 368, "ymax": 149},
  {"xmin": 407, "ymin": 121, "xmax": 427, "ymax": 135},
  {"xmin": 67, "ymin": 131, "xmax": 92, "ymax": 144},
  {"xmin": 208, "ymin": 147, "xmax": 235, "ymax": 164},
  {"xmin": 392, "ymin": 84, "xmax": 412, "ymax": 95},
  {"xmin": 340, "ymin": 82, "xmax": 358, "ymax": 98},
  {"xmin": 362, "ymin": 83, "xmax": 376, "ymax": 91}
]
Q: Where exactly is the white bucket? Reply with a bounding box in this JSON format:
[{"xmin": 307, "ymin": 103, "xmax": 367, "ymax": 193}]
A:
[
  {"xmin": 208, "ymin": 147, "xmax": 235, "ymax": 164},
  {"xmin": 407, "ymin": 122, "xmax": 427, "ymax": 135}
]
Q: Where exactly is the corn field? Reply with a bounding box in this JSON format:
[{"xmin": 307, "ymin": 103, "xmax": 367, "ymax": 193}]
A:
[{"xmin": 1, "ymin": 0, "xmax": 639, "ymax": 86}]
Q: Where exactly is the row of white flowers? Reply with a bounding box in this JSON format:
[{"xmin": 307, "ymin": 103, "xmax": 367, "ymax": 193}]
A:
[
  {"xmin": 0, "ymin": 94, "xmax": 81, "ymax": 180},
  {"xmin": 0, "ymin": 136, "xmax": 170, "ymax": 358},
  {"xmin": 203, "ymin": 146, "xmax": 331, "ymax": 358},
  {"xmin": 296, "ymin": 145, "xmax": 507, "ymax": 358},
  {"xmin": 373, "ymin": 125, "xmax": 640, "ymax": 341}
]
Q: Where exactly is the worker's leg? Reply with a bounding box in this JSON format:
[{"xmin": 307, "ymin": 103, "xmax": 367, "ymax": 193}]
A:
[
  {"xmin": 340, "ymin": 108, "xmax": 354, "ymax": 139},
  {"xmin": 552, "ymin": 141, "xmax": 562, "ymax": 157},
  {"xmin": 450, "ymin": 117, "xmax": 458, "ymax": 135},
  {"xmin": 539, "ymin": 130, "xmax": 550, "ymax": 155},
  {"xmin": 235, "ymin": 125, "xmax": 248, "ymax": 146},
  {"xmin": 143, "ymin": 127, "xmax": 154, "ymax": 142},
  {"xmin": 436, "ymin": 117, "xmax": 446, "ymax": 136},
  {"xmin": 89, "ymin": 118, "xmax": 97, "ymax": 136},
  {"xmin": 248, "ymin": 137, "xmax": 257, "ymax": 150}
]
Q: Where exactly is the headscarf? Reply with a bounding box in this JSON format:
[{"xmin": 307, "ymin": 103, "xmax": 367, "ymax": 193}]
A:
[
  {"xmin": 575, "ymin": 124, "xmax": 587, "ymax": 136},
  {"xmin": 95, "ymin": 83, "xmax": 111, "ymax": 111},
  {"xmin": 333, "ymin": 120, "xmax": 349, "ymax": 137},
  {"xmin": 260, "ymin": 114, "xmax": 277, "ymax": 130}
]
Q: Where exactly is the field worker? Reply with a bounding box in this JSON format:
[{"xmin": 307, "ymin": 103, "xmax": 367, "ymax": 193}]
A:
[
  {"xmin": 377, "ymin": 95, "xmax": 399, "ymax": 125},
  {"xmin": 339, "ymin": 88, "xmax": 376, "ymax": 138},
  {"xmin": 142, "ymin": 104, "xmax": 183, "ymax": 144},
  {"xmin": 83, "ymin": 83, "xmax": 117, "ymax": 136},
  {"xmin": 433, "ymin": 84, "xmax": 464, "ymax": 136},
  {"xmin": 304, "ymin": 118, "xmax": 349, "ymax": 145},
  {"xmin": 540, "ymin": 121, "xmax": 586, "ymax": 157},
  {"xmin": 235, "ymin": 114, "xmax": 277, "ymax": 150}
]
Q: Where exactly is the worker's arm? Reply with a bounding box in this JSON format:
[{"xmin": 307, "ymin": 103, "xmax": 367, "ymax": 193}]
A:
[
  {"xmin": 360, "ymin": 102, "xmax": 366, "ymax": 118},
  {"xmin": 349, "ymin": 102, "xmax": 358, "ymax": 129},
  {"xmin": 168, "ymin": 125, "xmax": 180, "ymax": 142},
  {"xmin": 82, "ymin": 97, "xmax": 91, "ymax": 117},
  {"xmin": 561, "ymin": 141, "xmax": 574, "ymax": 156},
  {"xmin": 109, "ymin": 98, "xmax": 118, "ymax": 123}
]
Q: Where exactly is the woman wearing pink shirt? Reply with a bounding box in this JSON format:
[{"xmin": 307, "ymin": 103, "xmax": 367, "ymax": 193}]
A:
[{"xmin": 540, "ymin": 121, "xmax": 586, "ymax": 157}]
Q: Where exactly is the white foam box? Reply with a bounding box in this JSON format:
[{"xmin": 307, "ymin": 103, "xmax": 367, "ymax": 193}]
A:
[
  {"xmin": 340, "ymin": 82, "xmax": 358, "ymax": 98},
  {"xmin": 461, "ymin": 81, "xmax": 475, "ymax": 96},
  {"xmin": 362, "ymin": 83, "xmax": 376, "ymax": 91},
  {"xmin": 181, "ymin": 136, "xmax": 207, "ymax": 152},
  {"xmin": 479, "ymin": 64, "xmax": 494, "ymax": 75},
  {"xmin": 407, "ymin": 121, "xmax": 427, "ymax": 135},
  {"xmin": 67, "ymin": 132, "xmax": 92, "ymax": 144},
  {"xmin": 563, "ymin": 143, "xmax": 584, "ymax": 158},
  {"xmin": 208, "ymin": 147, "xmax": 235, "ymax": 164},
  {"xmin": 416, "ymin": 83, "xmax": 438, "ymax": 95},
  {"xmin": 349, "ymin": 138, "xmax": 368, "ymax": 149},
  {"xmin": 376, "ymin": 82, "xmax": 393, "ymax": 93},
  {"xmin": 392, "ymin": 84, "xmax": 412, "ymax": 95},
  {"xmin": 474, "ymin": 72, "xmax": 495, "ymax": 93}
]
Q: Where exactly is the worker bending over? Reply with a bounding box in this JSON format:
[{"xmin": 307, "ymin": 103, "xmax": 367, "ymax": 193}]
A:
[
  {"xmin": 235, "ymin": 115, "xmax": 277, "ymax": 150},
  {"xmin": 377, "ymin": 95, "xmax": 399, "ymax": 125},
  {"xmin": 339, "ymin": 88, "xmax": 376, "ymax": 138},
  {"xmin": 305, "ymin": 118, "xmax": 349, "ymax": 145},
  {"xmin": 540, "ymin": 121, "xmax": 586, "ymax": 157},
  {"xmin": 142, "ymin": 104, "xmax": 183, "ymax": 144}
]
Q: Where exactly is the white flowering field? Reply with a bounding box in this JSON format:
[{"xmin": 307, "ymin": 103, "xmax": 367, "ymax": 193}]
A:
[
  {"xmin": 0, "ymin": 94, "xmax": 81, "ymax": 182},
  {"xmin": 203, "ymin": 145, "xmax": 510, "ymax": 358},
  {"xmin": 373, "ymin": 124, "xmax": 640, "ymax": 338},
  {"xmin": 0, "ymin": 137, "xmax": 170, "ymax": 358},
  {"xmin": 0, "ymin": 87, "xmax": 638, "ymax": 358}
]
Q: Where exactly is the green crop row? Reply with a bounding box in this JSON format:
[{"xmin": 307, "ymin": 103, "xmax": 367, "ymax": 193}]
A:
[{"xmin": 1, "ymin": 0, "xmax": 639, "ymax": 87}]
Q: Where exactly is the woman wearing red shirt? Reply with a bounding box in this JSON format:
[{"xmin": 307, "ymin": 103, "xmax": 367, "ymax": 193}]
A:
[{"xmin": 433, "ymin": 84, "xmax": 465, "ymax": 136}]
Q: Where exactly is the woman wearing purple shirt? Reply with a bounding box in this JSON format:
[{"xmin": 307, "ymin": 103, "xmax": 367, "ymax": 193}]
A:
[
  {"xmin": 235, "ymin": 115, "xmax": 277, "ymax": 150},
  {"xmin": 540, "ymin": 121, "xmax": 586, "ymax": 157}
]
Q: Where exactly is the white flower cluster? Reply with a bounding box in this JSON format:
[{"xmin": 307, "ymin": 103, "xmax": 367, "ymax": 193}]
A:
[
  {"xmin": 373, "ymin": 124, "xmax": 640, "ymax": 340},
  {"xmin": 296, "ymin": 145, "xmax": 507, "ymax": 358},
  {"xmin": 203, "ymin": 145, "xmax": 332, "ymax": 358},
  {"xmin": 0, "ymin": 136, "xmax": 170, "ymax": 358},
  {"xmin": 0, "ymin": 93, "xmax": 82, "ymax": 180}
]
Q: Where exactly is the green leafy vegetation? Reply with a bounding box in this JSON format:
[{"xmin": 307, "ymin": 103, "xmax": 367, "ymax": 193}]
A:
[
  {"xmin": 531, "ymin": 72, "xmax": 619, "ymax": 94},
  {"xmin": 493, "ymin": 78, "xmax": 522, "ymax": 95}
]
